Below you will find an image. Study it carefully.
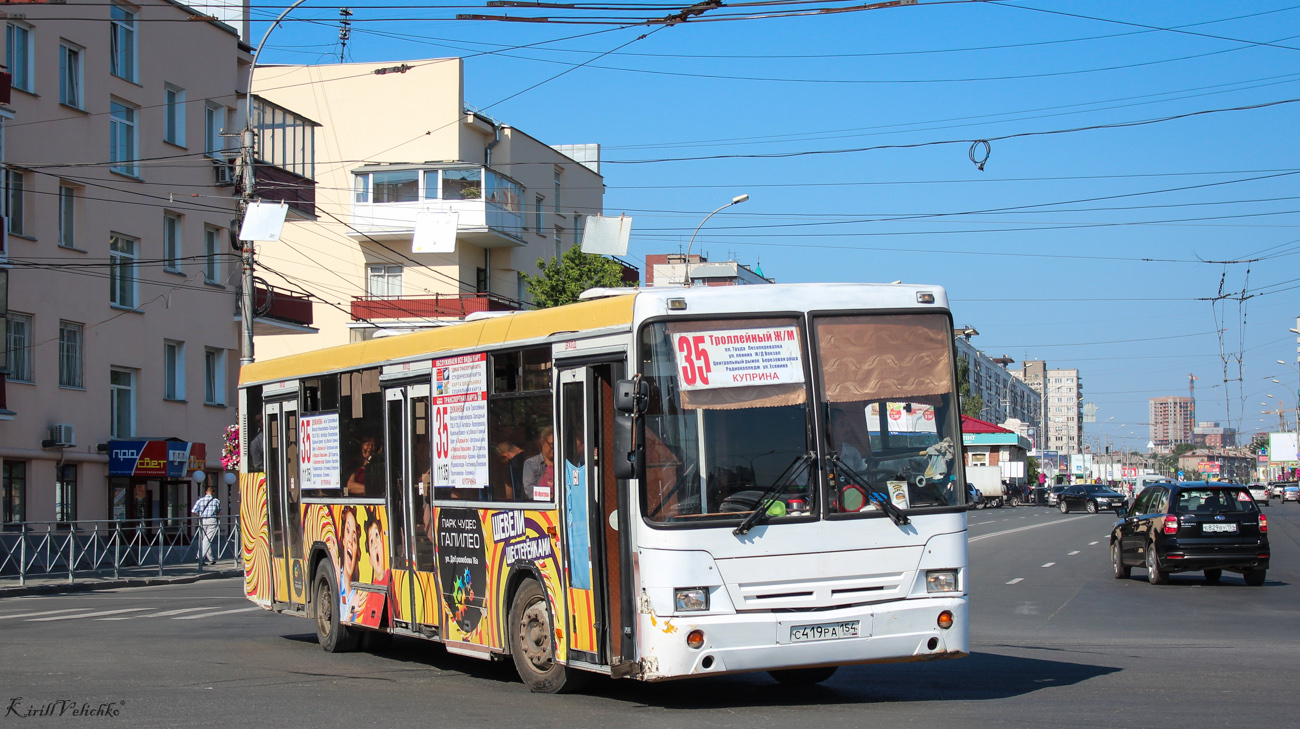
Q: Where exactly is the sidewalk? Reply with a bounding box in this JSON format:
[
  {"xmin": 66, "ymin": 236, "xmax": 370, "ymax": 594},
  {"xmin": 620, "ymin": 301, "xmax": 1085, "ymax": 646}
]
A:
[{"xmin": 0, "ymin": 564, "xmax": 243, "ymax": 599}]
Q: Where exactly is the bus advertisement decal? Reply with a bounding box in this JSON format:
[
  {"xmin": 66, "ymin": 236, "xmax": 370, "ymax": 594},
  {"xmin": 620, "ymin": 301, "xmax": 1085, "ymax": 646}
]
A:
[
  {"xmin": 432, "ymin": 354, "xmax": 490, "ymax": 495},
  {"xmin": 437, "ymin": 508, "xmax": 488, "ymax": 638}
]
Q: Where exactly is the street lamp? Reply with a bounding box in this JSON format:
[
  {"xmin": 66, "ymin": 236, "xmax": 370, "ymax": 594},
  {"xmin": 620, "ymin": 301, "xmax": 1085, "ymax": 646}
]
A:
[{"xmin": 684, "ymin": 194, "xmax": 749, "ymax": 286}]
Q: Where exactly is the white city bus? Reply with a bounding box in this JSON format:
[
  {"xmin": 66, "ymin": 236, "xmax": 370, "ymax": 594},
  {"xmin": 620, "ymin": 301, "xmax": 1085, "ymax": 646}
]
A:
[{"xmin": 237, "ymin": 283, "xmax": 968, "ymax": 692}]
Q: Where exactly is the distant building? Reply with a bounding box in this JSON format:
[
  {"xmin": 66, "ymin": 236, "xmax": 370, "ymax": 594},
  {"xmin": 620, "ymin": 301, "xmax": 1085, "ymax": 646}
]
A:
[
  {"xmin": 1150, "ymin": 396, "xmax": 1196, "ymax": 452},
  {"xmin": 1193, "ymin": 421, "xmax": 1237, "ymax": 448},
  {"xmin": 1176, "ymin": 448, "xmax": 1253, "ymax": 483},
  {"xmin": 644, "ymin": 254, "xmax": 771, "ymax": 287},
  {"xmin": 1012, "ymin": 360, "xmax": 1081, "ymax": 454},
  {"xmin": 955, "ymin": 341, "xmax": 1041, "ymax": 441}
]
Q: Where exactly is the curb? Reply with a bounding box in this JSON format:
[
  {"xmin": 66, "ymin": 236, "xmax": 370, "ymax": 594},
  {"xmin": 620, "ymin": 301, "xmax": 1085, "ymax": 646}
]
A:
[{"xmin": 0, "ymin": 569, "xmax": 243, "ymax": 598}]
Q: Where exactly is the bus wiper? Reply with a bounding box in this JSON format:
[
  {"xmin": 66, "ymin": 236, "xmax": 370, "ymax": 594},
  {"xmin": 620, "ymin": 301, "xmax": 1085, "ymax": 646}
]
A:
[
  {"xmin": 826, "ymin": 453, "xmax": 910, "ymax": 527},
  {"xmin": 733, "ymin": 452, "xmax": 816, "ymax": 537}
]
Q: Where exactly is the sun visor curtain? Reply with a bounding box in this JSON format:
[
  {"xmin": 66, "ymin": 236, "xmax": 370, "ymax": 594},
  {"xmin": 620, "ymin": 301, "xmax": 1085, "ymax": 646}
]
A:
[
  {"xmin": 816, "ymin": 314, "xmax": 952, "ymax": 403},
  {"xmin": 665, "ymin": 318, "xmax": 807, "ymax": 411}
]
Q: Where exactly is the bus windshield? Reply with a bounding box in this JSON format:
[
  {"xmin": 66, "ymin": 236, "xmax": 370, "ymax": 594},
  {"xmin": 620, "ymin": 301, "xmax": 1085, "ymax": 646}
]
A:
[
  {"xmin": 814, "ymin": 313, "xmax": 963, "ymax": 513},
  {"xmin": 640, "ymin": 318, "xmax": 814, "ymax": 524}
]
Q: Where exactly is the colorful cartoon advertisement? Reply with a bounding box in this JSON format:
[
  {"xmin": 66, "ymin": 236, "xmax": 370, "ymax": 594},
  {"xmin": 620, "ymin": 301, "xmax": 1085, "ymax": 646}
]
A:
[
  {"xmin": 432, "ymin": 354, "xmax": 489, "ymax": 489},
  {"xmin": 317, "ymin": 504, "xmax": 390, "ymax": 628},
  {"xmin": 300, "ymin": 412, "xmax": 341, "ymax": 490},
  {"xmin": 437, "ymin": 508, "xmax": 488, "ymax": 637},
  {"xmin": 672, "ymin": 326, "xmax": 804, "ymax": 391}
]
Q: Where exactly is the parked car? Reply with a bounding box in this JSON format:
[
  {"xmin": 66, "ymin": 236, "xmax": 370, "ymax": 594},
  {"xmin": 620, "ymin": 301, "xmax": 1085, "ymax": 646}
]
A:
[
  {"xmin": 1046, "ymin": 485, "xmax": 1067, "ymax": 506},
  {"xmin": 966, "ymin": 483, "xmax": 984, "ymax": 510},
  {"xmin": 1111, "ymin": 481, "xmax": 1269, "ymax": 585},
  {"xmin": 1247, "ymin": 483, "xmax": 1270, "ymax": 506},
  {"xmin": 1284, "ymin": 484, "xmax": 1300, "ymax": 503},
  {"xmin": 1058, "ymin": 483, "xmax": 1127, "ymax": 514},
  {"xmin": 1269, "ymin": 481, "xmax": 1295, "ymax": 499}
]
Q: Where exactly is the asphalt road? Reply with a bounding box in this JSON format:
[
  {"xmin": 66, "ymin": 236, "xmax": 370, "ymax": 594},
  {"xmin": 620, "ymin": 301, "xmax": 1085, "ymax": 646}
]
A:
[{"xmin": 4, "ymin": 503, "xmax": 1298, "ymax": 728}]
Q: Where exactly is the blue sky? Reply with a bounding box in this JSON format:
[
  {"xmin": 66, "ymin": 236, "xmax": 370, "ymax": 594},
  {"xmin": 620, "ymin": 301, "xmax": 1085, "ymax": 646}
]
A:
[{"xmin": 252, "ymin": 1, "xmax": 1300, "ymax": 450}]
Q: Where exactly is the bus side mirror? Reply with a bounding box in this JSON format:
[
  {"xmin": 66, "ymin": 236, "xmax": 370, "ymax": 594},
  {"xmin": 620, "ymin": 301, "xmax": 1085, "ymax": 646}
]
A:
[
  {"xmin": 613, "ymin": 412, "xmax": 642, "ymax": 480},
  {"xmin": 614, "ymin": 379, "xmax": 648, "ymax": 415}
]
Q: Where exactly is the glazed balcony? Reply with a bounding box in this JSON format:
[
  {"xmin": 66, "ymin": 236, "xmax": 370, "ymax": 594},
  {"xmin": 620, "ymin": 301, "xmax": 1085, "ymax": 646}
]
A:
[{"xmin": 350, "ymin": 164, "xmax": 525, "ymax": 248}]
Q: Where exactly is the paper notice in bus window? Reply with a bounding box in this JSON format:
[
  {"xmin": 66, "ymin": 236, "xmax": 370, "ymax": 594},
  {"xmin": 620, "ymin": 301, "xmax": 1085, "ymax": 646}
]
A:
[
  {"xmin": 432, "ymin": 353, "xmax": 489, "ymax": 489},
  {"xmin": 300, "ymin": 412, "xmax": 341, "ymax": 490},
  {"xmin": 673, "ymin": 326, "xmax": 804, "ymax": 391}
]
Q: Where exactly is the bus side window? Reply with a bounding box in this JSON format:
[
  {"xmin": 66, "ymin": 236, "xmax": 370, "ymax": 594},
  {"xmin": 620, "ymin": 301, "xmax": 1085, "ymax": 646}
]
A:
[
  {"xmin": 340, "ymin": 368, "xmax": 385, "ymax": 499},
  {"xmin": 483, "ymin": 346, "xmax": 553, "ymax": 503}
]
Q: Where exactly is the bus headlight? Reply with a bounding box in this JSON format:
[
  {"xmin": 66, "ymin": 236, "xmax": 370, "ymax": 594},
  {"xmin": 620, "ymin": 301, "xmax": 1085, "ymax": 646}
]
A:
[
  {"xmin": 674, "ymin": 587, "xmax": 710, "ymax": 612},
  {"xmin": 925, "ymin": 570, "xmax": 959, "ymax": 593}
]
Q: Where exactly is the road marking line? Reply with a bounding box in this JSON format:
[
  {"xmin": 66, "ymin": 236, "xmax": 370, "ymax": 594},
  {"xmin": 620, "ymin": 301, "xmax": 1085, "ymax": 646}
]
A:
[
  {"xmin": 968, "ymin": 517, "xmax": 1085, "ymax": 543},
  {"xmin": 0, "ymin": 608, "xmax": 92, "ymax": 621},
  {"xmin": 1068, "ymin": 551, "xmax": 1080, "ymax": 556},
  {"xmin": 28, "ymin": 608, "xmax": 150, "ymax": 622},
  {"xmin": 1089, "ymin": 541, "xmax": 1099, "ymax": 546},
  {"xmin": 173, "ymin": 607, "xmax": 263, "ymax": 620},
  {"xmin": 1006, "ymin": 578, "xmax": 1024, "ymax": 585},
  {"xmin": 1042, "ymin": 562, "xmax": 1056, "ymax": 568},
  {"xmin": 99, "ymin": 606, "xmax": 220, "ymax": 620}
]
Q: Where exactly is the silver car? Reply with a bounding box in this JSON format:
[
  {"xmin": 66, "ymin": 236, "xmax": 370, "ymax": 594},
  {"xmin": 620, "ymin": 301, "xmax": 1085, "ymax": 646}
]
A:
[{"xmin": 1248, "ymin": 483, "xmax": 1270, "ymax": 506}]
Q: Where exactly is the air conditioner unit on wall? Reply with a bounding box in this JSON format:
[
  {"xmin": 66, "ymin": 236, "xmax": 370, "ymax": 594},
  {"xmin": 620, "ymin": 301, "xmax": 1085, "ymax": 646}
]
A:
[
  {"xmin": 48, "ymin": 423, "xmax": 75, "ymax": 448},
  {"xmin": 213, "ymin": 160, "xmax": 235, "ymax": 187}
]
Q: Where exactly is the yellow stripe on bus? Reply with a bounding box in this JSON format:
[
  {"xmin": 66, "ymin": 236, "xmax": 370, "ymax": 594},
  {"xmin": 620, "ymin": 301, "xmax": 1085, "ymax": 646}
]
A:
[{"xmin": 239, "ymin": 295, "xmax": 636, "ymax": 386}]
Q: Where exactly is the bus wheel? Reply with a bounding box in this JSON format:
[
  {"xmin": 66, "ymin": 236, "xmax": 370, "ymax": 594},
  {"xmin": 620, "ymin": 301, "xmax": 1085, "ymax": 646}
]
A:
[
  {"xmin": 509, "ymin": 579, "xmax": 588, "ymax": 693},
  {"xmin": 314, "ymin": 569, "xmax": 359, "ymax": 653},
  {"xmin": 769, "ymin": 666, "xmax": 838, "ymax": 686}
]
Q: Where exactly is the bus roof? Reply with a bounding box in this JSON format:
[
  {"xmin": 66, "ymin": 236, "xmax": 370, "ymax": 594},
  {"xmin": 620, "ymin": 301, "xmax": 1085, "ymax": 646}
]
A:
[{"xmin": 239, "ymin": 294, "xmax": 635, "ymax": 386}]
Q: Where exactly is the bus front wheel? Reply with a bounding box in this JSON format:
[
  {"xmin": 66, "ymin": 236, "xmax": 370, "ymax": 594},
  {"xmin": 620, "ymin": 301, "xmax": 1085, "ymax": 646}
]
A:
[
  {"xmin": 509, "ymin": 579, "xmax": 588, "ymax": 693},
  {"xmin": 769, "ymin": 666, "xmax": 838, "ymax": 686},
  {"xmin": 314, "ymin": 568, "xmax": 359, "ymax": 653}
]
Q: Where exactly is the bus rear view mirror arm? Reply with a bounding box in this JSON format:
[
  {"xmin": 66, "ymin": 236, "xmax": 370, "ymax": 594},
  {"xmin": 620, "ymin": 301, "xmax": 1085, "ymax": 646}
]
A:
[{"xmin": 613, "ymin": 411, "xmax": 642, "ymax": 480}]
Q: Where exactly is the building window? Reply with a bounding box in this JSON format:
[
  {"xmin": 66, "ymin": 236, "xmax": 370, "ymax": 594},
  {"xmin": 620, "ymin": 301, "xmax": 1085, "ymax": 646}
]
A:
[
  {"xmin": 109, "ymin": 5, "xmax": 137, "ymax": 82},
  {"xmin": 56, "ymin": 464, "xmax": 77, "ymax": 523},
  {"xmin": 5, "ymin": 313, "xmax": 32, "ymax": 383},
  {"xmin": 442, "ymin": 168, "xmax": 480, "ymax": 200},
  {"xmin": 554, "ymin": 226, "xmax": 563, "ymax": 260},
  {"xmin": 163, "ymin": 213, "xmax": 182, "ymax": 272},
  {"xmin": 353, "ymin": 174, "xmax": 369, "ymax": 203},
  {"xmin": 110, "ymin": 101, "xmax": 139, "ymax": 176},
  {"xmin": 204, "ymin": 348, "xmax": 225, "ymax": 406},
  {"xmin": 164, "ymin": 85, "xmax": 186, "ymax": 146},
  {"xmin": 58, "ymin": 321, "xmax": 83, "ymax": 389},
  {"xmin": 372, "ymin": 170, "xmax": 418, "ymax": 203},
  {"xmin": 3, "ymin": 169, "xmax": 23, "ymax": 236},
  {"xmin": 423, "ymin": 170, "xmax": 438, "ymax": 200},
  {"xmin": 2, "ymin": 461, "xmax": 26, "ymax": 523},
  {"xmin": 366, "ymin": 264, "xmax": 402, "ymax": 297},
  {"xmin": 204, "ymin": 226, "xmax": 221, "ymax": 284},
  {"xmin": 553, "ymin": 168, "xmax": 561, "ymax": 213},
  {"xmin": 573, "ymin": 213, "xmax": 583, "ymax": 248},
  {"xmin": 476, "ymin": 267, "xmax": 488, "ymax": 294},
  {"xmin": 534, "ymin": 195, "xmax": 544, "ymax": 233},
  {"xmin": 110, "ymin": 234, "xmax": 138, "ymax": 308},
  {"xmin": 164, "ymin": 340, "xmax": 185, "ymax": 401},
  {"xmin": 204, "ymin": 103, "xmax": 226, "ymax": 158},
  {"xmin": 59, "ymin": 42, "xmax": 84, "ymax": 108},
  {"xmin": 58, "ymin": 185, "xmax": 76, "ymax": 248},
  {"xmin": 110, "ymin": 367, "xmax": 135, "ymax": 438},
  {"xmin": 5, "ymin": 22, "xmax": 32, "ymax": 93}
]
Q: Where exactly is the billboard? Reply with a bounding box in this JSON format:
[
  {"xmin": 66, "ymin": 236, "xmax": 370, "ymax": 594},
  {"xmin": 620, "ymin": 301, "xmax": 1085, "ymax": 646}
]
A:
[{"xmin": 1268, "ymin": 432, "xmax": 1299, "ymax": 463}]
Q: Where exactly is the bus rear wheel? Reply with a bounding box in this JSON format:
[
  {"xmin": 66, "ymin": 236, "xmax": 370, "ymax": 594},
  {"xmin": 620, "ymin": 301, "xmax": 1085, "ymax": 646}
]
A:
[
  {"xmin": 509, "ymin": 579, "xmax": 588, "ymax": 694},
  {"xmin": 314, "ymin": 568, "xmax": 359, "ymax": 653},
  {"xmin": 769, "ymin": 666, "xmax": 838, "ymax": 686}
]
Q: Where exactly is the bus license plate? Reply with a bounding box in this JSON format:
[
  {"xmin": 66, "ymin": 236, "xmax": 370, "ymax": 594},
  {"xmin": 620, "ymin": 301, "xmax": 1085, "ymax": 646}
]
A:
[
  {"xmin": 790, "ymin": 620, "xmax": 859, "ymax": 643},
  {"xmin": 1202, "ymin": 523, "xmax": 1238, "ymax": 533}
]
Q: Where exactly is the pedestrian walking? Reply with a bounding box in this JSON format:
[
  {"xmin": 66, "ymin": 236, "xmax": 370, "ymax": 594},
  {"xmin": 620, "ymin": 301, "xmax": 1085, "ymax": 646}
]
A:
[{"xmin": 192, "ymin": 484, "xmax": 222, "ymax": 565}]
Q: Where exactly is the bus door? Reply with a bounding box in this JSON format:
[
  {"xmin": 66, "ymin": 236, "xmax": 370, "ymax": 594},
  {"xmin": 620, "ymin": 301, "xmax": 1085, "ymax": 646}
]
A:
[
  {"xmin": 264, "ymin": 399, "xmax": 307, "ymax": 608},
  {"xmin": 384, "ymin": 383, "xmax": 439, "ymax": 634},
  {"xmin": 558, "ymin": 363, "xmax": 633, "ymax": 666}
]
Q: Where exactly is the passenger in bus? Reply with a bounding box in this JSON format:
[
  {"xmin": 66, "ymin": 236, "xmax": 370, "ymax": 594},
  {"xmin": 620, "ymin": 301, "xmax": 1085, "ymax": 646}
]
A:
[
  {"xmin": 494, "ymin": 439, "xmax": 528, "ymax": 499},
  {"xmin": 522, "ymin": 427, "xmax": 555, "ymax": 501},
  {"xmin": 345, "ymin": 434, "xmax": 382, "ymax": 497}
]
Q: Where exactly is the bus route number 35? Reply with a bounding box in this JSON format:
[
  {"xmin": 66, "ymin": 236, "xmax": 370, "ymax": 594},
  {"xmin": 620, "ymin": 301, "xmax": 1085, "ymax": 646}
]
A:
[
  {"xmin": 677, "ymin": 335, "xmax": 713, "ymax": 386},
  {"xmin": 434, "ymin": 404, "xmax": 452, "ymax": 481}
]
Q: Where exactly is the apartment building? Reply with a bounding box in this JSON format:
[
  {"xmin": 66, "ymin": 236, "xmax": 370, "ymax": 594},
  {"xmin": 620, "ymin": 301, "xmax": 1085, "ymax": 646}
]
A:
[
  {"xmin": 1193, "ymin": 421, "xmax": 1237, "ymax": 448},
  {"xmin": 0, "ymin": 0, "xmax": 311, "ymax": 523},
  {"xmin": 954, "ymin": 339, "xmax": 1042, "ymax": 440},
  {"xmin": 1014, "ymin": 361, "xmax": 1083, "ymax": 454},
  {"xmin": 644, "ymin": 253, "xmax": 771, "ymax": 287},
  {"xmin": 1150, "ymin": 396, "xmax": 1196, "ymax": 452},
  {"xmin": 250, "ymin": 59, "xmax": 607, "ymax": 355}
]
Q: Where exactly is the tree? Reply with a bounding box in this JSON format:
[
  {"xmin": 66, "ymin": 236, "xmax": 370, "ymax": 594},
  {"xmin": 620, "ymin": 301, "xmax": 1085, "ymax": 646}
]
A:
[
  {"xmin": 955, "ymin": 356, "xmax": 985, "ymax": 419},
  {"xmin": 1026, "ymin": 456, "xmax": 1040, "ymax": 485},
  {"xmin": 521, "ymin": 246, "xmax": 634, "ymax": 309}
]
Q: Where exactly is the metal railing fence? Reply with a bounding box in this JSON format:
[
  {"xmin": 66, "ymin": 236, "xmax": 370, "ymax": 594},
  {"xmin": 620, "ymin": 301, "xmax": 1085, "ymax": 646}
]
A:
[{"xmin": 0, "ymin": 515, "xmax": 241, "ymax": 585}]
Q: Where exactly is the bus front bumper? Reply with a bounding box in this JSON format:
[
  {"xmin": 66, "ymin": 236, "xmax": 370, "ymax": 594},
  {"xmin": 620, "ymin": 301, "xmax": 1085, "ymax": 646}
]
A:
[{"xmin": 632, "ymin": 595, "xmax": 968, "ymax": 681}]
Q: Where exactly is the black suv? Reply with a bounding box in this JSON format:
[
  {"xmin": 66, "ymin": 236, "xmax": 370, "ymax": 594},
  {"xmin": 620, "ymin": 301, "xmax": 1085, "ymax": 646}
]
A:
[
  {"xmin": 1058, "ymin": 483, "xmax": 1127, "ymax": 514},
  {"xmin": 1110, "ymin": 481, "xmax": 1270, "ymax": 585}
]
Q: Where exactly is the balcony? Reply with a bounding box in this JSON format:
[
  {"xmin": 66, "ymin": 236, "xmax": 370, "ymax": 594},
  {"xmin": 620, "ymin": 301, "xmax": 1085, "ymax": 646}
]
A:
[
  {"xmin": 254, "ymin": 164, "xmax": 315, "ymax": 217},
  {"xmin": 234, "ymin": 283, "xmax": 317, "ymax": 335},
  {"xmin": 351, "ymin": 293, "xmax": 521, "ymax": 322},
  {"xmin": 349, "ymin": 164, "xmax": 525, "ymax": 248}
]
